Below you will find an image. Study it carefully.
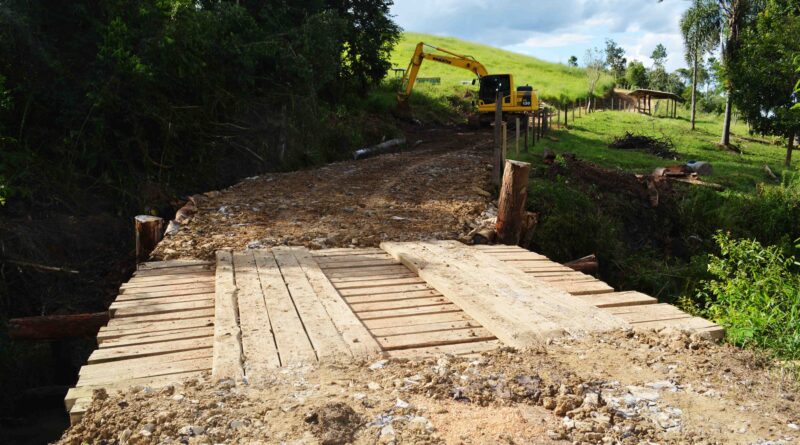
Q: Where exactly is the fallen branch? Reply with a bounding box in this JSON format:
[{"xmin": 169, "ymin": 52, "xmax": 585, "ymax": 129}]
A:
[
  {"xmin": 3, "ymin": 259, "xmax": 79, "ymax": 274},
  {"xmin": 564, "ymin": 254, "xmax": 598, "ymax": 274}
]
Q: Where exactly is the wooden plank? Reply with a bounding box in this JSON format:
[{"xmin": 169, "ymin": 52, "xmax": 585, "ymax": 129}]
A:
[
  {"xmin": 133, "ymin": 264, "xmax": 214, "ymax": 277},
  {"xmin": 212, "ymin": 250, "xmax": 244, "ymax": 381},
  {"xmin": 314, "ymin": 253, "xmax": 394, "ymax": 264},
  {"xmin": 273, "ymin": 247, "xmax": 353, "ymax": 361},
  {"xmin": 232, "ymin": 251, "xmax": 281, "ymax": 378},
  {"xmin": 333, "ymin": 277, "xmax": 425, "ymax": 290},
  {"xmin": 78, "ymin": 358, "xmax": 211, "ymax": 386},
  {"xmin": 344, "ymin": 289, "xmax": 442, "ymax": 304},
  {"xmin": 97, "ymin": 317, "xmax": 214, "ymax": 341},
  {"xmin": 384, "ymin": 241, "xmax": 628, "ymax": 343},
  {"xmin": 488, "ymin": 252, "xmax": 549, "ymax": 260},
  {"xmin": 88, "ymin": 337, "xmax": 212, "ymax": 364},
  {"xmin": 577, "ymin": 291, "xmax": 657, "ymax": 308},
  {"xmin": 105, "ymin": 308, "xmax": 214, "ymax": 327},
  {"xmin": 312, "ymin": 248, "xmax": 384, "ymax": 257},
  {"xmin": 377, "ymin": 327, "xmax": 496, "ymax": 351},
  {"xmin": 319, "ymin": 259, "xmax": 399, "ymax": 270},
  {"xmin": 608, "ymin": 304, "xmax": 692, "ymax": 323},
  {"xmin": 361, "ymin": 311, "xmax": 473, "ymax": 329},
  {"xmin": 121, "ymin": 276, "xmax": 214, "ymax": 288},
  {"xmin": 370, "ymin": 320, "xmax": 482, "ymax": 337},
  {"xmin": 123, "ymin": 272, "xmax": 214, "ymax": 285},
  {"xmin": 290, "ymin": 247, "xmax": 382, "ymax": 358},
  {"xmin": 328, "ymin": 273, "xmax": 417, "ymax": 283},
  {"xmin": 550, "ymin": 281, "xmax": 615, "ymax": 296},
  {"xmin": 357, "ymin": 303, "xmax": 461, "ymax": 320},
  {"xmin": 349, "ymin": 296, "xmax": 450, "ymax": 313},
  {"xmin": 322, "ymin": 266, "xmax": 412, "ymax": 277},
  {"xmin": 338, "ymin": 283, "xmax": 432, "ymax": 297},
  {"xmin": 78, "ymin": 349, "xmax": 211, "ymax": 377},
  {"xmin": 65, "ymin": 371, "xmax": 205, "ymax": 410},
  {"xmin": 111, "ymin": 299, "xmax": 214, "ymax": 318},
  {"xmin": 98, "ymin": 326, "xmax": 213, "ymax": 348},
  {"xmin": 252, "ymin": 250, "xmax": 317, "ymax": 366},
  {"xmin": 120, "ymin": 281, "xmax": 213, "ymax": 294},
  {"xmin": 112, "ymin": 293, "xmax": 214, "ymax": 307},
  {"xmin": 386, "ymin": 339, "xmax": 502, "ymax": 358},
  {"xmin": 138, "ymin": 260, "xmax": 213, "ymax": 270},
  {"xmin": 634, "ymin": 316, "xmax": 724, "ymax": 339}
]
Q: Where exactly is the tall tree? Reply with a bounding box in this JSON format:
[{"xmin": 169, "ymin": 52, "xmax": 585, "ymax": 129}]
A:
[
  {"xmin": 729, "ymin": 0, "xmax": 799, "ymax": 166},
  {"xmin": 681, "ymin": 0, "xmax": 721, "ymax": 129},
  {"xmin": 626, "ymin": 60, "xmax": 648, "ymax": 89},
  {"xmin": 584, "ymin": 47, "xmax": 606, "ymax": 112},
  {"xmin": 604, "ymin": 39, "xmax": 627, "ymax": 84},
  {"xmin": 568, "ymin": 55, "xmax": 578, "ymax": 67},
  {"xmin": 651, "ymin": 43, "xmax": 668, "ymax": 68}
]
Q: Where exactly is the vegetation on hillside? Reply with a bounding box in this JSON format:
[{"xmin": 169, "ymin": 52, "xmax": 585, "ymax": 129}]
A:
[{"xmin": 390, "ymin": 32, "xmax": 615, "ymax": 104}]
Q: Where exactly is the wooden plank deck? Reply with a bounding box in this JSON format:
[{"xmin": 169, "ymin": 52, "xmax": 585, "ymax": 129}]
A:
[{"xmin": 67, "ymin": 241, "xmax": 723, "ymax": 424}]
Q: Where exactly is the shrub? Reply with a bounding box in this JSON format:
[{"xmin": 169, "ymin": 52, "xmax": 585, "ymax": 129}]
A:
[{"xmin": 695, "ymin": 232, "xmax": 800, "ymax": 363}]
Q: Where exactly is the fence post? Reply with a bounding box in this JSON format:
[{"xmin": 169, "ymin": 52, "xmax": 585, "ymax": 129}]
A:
[
  {"xmin": 493, "ymin": 91, "xmax": 503, "ymax": 187},
  {"xmin": 515, "ymin": 117, "xmax": 520, "ymax": 156},
  {"xmin": 495, "ymin": 160, "xmax": 531, "ymax": 245},
  {"xmin": 135, "ymin": 215, "xmax": 164, "ymax": 263},
  {"xmin": 501, "ymin": 121, "xmax": 507, "ymax": 161}
]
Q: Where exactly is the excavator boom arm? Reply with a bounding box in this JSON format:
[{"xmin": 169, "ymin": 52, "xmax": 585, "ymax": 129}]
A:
[{"xmin": 398, "ymin": 42, "xmax": 489, "ymax": 102}]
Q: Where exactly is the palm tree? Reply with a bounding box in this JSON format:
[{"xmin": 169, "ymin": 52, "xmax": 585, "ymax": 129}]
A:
[{"xmin": 681, "ymin": 0, "xmax": 721, "ymax": 130}]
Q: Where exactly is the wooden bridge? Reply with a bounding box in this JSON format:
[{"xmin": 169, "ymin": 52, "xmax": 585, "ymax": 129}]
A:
[{"xmin": 65, "ymin": 241, "xmax": 722, "ymax": 423}]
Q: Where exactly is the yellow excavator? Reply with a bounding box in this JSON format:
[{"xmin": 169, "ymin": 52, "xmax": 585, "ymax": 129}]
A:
[{"xmin": 397, "ymin": 42, "xmax": 539, "ymax": 124}]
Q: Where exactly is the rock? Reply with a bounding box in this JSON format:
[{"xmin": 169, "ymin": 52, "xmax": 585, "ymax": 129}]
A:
[
  {"xmin": 141, "ymin": 423, "xmax": 156, "ymax": 433},
  {"xmin": 367, "ymin": 382, "xmax": 381, "ymax": 391},
  {"xmin": 554, "ymin": 394, "xmax": 582, "ymax": 416},
  {"xmin": 626, "ymin": 385, "xmax": 660, "ymax": 402},
  {"xmin": 178, "ymin": 425, "xmax": 205, "ymax": 436},
  {"xmin": 379, "ymin": 424, "xmax": 396, "ymax": 444},
  {"xmin": 172, "ymin": 394, "xmax": 185, "ymax": 402},
  {"xmin": 542, "ymin": 396, "xmax": 556, "ymax": 410},
  {"xmin": 582, "ymin": 392, "xmax": 600, "ymax": 408},
  {"xmin": 369, "ymin": 359, "xmax": 388, "ymax": 370},
  {"xmin": 229, "ymin": 420, "xmax": 245, "ymax": 430},
  {"xmin": 395, "ymin": 398, "xmax": 410, "ymax": 409},
  {"xmin": 160, "ymin": 385, "xmax": 175, "ymax": 396},
  {"xmin": 408, "ymin": 416, "xmax": 433, "ymax": 433},
  {"xmin": 118, "ymin": 428, "xmax": 132, "ymax": 444}
]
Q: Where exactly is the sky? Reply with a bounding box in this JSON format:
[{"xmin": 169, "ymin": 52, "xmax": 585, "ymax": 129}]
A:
[{"xmin": 390, "ymin": 0, "xmax": 691, "ymax": 72}]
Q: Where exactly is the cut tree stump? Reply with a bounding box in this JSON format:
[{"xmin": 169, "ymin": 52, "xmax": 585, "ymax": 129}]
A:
[
  {"xmin": 135, "ymin": 215, "xmax": 165, "ymax": 262},
  {"xmin": 495, "ymin": 160, "xmax": 531, "ymax": 245}
]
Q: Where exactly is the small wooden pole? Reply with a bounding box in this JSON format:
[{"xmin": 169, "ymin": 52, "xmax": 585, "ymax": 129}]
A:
[
  {"xmin": 135, "ymin": 215, "xmax": 165, "ymax": 262},
  {"xmin": 502, "ymin": 121, "xmax": 507, "ymax": 160},
  {"xmin": 493, "ymin": 91, "xmax": 503, "ymax": 187},
  {"xmin": 515, "ymin": 117, "xmax": 520, "ymax": 155},
  {"xmin": 564, "ymin": 106, "xmax": 568, "ymax": 128},
  {"xmin": 524, "ymin": 115, "xmax": 529, "ymax": 152},
  {"xmin": 611, "ymin": 96, "xmax": 615, "ymax": 110},
  {"xmin": 495, "ymin": 160, "xmax": 531, "ymax": 245},
  {"xmin": 531, "ymin": 113, "xmax": 536, "ymax": 147},
  {"xmin": 557, "ymin": 106, "xmax": 561, "ymax": 128},
  {"xmin": 572, "ymin": 102, "xmax": 575, "ymax": 121}
]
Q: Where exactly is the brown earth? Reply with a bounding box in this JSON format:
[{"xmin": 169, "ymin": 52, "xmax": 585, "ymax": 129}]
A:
[
  {"xmin": 58, "ymin": 330, "xmax": 800, "ymax": 445},
  {"xmin": 152, "ymin": 125, "xmax": 494, "ymax": 260}
]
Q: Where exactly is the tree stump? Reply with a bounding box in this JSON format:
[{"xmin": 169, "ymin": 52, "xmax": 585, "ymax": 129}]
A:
[
  {"xmin": 495, "ymin": 160, "xmax": 531, "ymax": 245},
  {"xmin": 135, "ymin": 215, "xmax": 165, "ymax": 262}
]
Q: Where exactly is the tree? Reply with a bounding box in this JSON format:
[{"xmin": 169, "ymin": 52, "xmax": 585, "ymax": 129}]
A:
[
  {"xmin": 681, "ymin": 0, "xmax": 721, "ymax": 129},
  {"xmin": 604, "ymin": 39, "xmax": 627, "ymax": 84},
  {"xmin": 651, "ymin": 43, "xmax": 668, "ymax": 68},
  {"xmin": 584, "ymin": 48, "xmax": 606, "ymax": 112},
  {"xmin": 729, "ymin": 0, "xmax": 800, "ymax": 166},
  {"xmin": 568, "ymin": 55, "xmax": 578, "ymax": 67},
  {"xmin": 626, "ymin": 60, "xmax": 648, "ymax": 89},
  {"xmin": 648, "ymin": 66, "xmax": 670, "ymax": 91}
]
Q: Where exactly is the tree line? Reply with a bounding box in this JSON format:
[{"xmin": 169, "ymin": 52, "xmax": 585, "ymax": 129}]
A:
[
  {"xmin": 571, "ymin": 0, "xmax": 799, "ymax": 164},
  {"xmin": 0, "ymin": 0, "xmax": 400, "ymax": 210}
]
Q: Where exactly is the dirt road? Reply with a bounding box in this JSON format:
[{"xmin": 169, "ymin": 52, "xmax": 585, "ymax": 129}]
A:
[{"xmin": 153, "ymin": 125, "xmax": 494, "ymax": 260}]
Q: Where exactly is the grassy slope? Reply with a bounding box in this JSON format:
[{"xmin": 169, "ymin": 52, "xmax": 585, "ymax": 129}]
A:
[
  {"xmin": 392, "ymin": 32, "xmax": 615, "ymax": 103},
  {"xmin": 515, "ymin": 104, "xmax": 787, "ymax": 191}
]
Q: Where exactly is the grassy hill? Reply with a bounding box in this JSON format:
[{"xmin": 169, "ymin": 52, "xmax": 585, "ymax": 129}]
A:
[{"xmin": 391, "ymin": 32, "xmax": 615, "ymax": 103}]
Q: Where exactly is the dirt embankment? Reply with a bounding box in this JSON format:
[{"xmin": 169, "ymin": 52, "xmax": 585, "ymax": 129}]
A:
[
  {"xmin": 152, "ymin": 126, "xmax": 494, "ymax": 260},
  {"xmin": 59, "ymin": 330, "xmax": 800, "ymax": 445}
]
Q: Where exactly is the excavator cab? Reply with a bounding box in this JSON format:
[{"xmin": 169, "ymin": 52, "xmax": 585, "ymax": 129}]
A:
[{"xmin": 478, "ymin": 75, "xmax": 512, "ymax": 105}]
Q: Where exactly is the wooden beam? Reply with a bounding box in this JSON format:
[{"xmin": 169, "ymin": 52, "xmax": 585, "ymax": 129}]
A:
[
  {"xmin": 8, "ymin": 312, "xmax": 109, "ymax": 341},
  {"xmin": 135, "ymin": 215, "xmax": 164, "ymax": 263},
  {"xmin": 495, "ymin": 160, "xmax": 531, "ymax": 245},
  {"xmin": 212, "ymin": 251, "xmax": 244, "ymax": 381}
]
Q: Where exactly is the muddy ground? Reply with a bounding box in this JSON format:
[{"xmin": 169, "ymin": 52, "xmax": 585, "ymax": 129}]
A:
[
  {"xmin": 152, "ymin": 126, "xmax": 494, "ymax": 260},
  {"xmin": 59, "ymin": 330, "xmax": 800, "ymax": 445}
]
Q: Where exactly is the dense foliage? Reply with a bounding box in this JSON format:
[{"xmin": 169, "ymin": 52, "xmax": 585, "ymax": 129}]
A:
[
  {"xmin": 0, "ymin": 0, "xmax": 400, "ymax": 210},
  {"xmin": 694, "ymin": 232, "xmax": 800, "ymax": 364}
]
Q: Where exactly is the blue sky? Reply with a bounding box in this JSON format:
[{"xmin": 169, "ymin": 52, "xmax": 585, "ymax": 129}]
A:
[{"xmin": 390, "ymin": 0, "xmax": 691, "ymax": 72}]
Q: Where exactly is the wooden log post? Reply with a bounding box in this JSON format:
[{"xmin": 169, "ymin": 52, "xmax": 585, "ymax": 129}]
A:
[
  {"xmin": 493, "ymin": 91, "xmax": 503, "ymax": 187},
  {"xmin": 524, "ymin": 115, "xmax": 529, "ymax": 152},
  {"xmin": 135, "ymin": 215, "xmax": 165, "ymax": 263},
  {"xmin": 564, "ymin": 105, "xmax": 568, "ymax": 128},
  {"xmin": 572, "ymin": 102, "xmax": 575, "ymax": 121},
  {"xmin": 556, "ymin": 106, "xmax": 561, "ymax": 128},
  {"xmin": 9, "ymin": 312, "xmax": 110, "ymax": 341},
  {"xmin": 530, "ymin": 113, "xmax": 536, "ymax": 147},
  {"xmin": 515, "ymin": 117, "xmax": 520, "ymax": 155},
  {"xmin": 495, "ymin": 160, "xmax": 532, "ymax": 245}
]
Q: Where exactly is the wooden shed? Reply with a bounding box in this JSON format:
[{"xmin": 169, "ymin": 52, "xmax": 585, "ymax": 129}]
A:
[{"xmin": 629, "ymin": 89, "xmax": 685, "ymax": 117}]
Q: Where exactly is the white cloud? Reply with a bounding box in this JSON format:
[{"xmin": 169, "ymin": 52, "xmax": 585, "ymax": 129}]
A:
[{"xmin": 391, "ymin": 0, "xmax": 692, "ymax": 71}]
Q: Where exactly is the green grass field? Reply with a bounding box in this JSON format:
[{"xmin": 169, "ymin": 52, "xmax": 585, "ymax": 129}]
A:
[
  {"xmin": 391, "ymin": 32, "xmax": 614, "ymax": 103},
  {"xmin": 514, "ymin": 104, "xmax": 787, "ymax": 191}
]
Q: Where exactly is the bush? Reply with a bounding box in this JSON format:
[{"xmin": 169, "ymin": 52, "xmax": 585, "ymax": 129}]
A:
[{"xmin": 694, "ymin": 232, "xmax": 800, "ymax": 363}]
